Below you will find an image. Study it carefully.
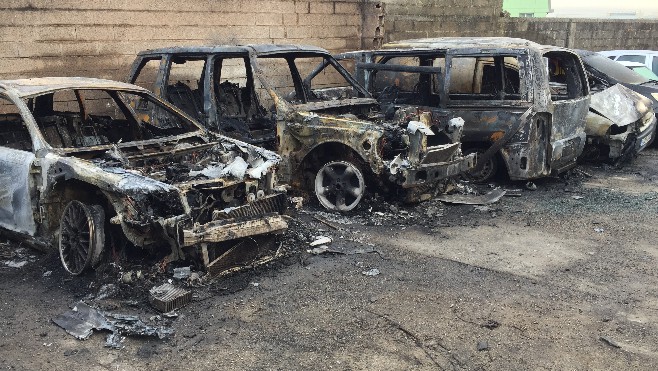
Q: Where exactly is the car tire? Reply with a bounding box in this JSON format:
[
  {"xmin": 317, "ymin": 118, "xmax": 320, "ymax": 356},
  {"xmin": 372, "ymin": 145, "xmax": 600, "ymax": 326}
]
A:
[
  {"xmin": 58, "ymin": 200, "xmax": 105, "ymax": 275},
  {"xmin": 465, "ymin": 147, "xmax": 499, "ymax": 183}
]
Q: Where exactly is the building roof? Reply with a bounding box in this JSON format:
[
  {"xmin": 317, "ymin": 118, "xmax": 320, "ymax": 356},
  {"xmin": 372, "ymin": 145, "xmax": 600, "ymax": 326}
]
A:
[{"xmin": 0, "ymin": 77, "xmax": 147, "ymax": 98}]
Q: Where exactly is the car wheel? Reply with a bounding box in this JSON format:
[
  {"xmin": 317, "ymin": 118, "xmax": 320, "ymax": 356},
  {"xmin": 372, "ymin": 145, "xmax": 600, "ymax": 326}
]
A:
[
  {"xmin": 465, "ymin": 148, "xmax": 498, "ymax": 183},
  {"xmin": 58, "ymin": 200, "xmax": 105, "ymax": 275},
  {"xmin": 315, "ymin": 161, "xmax": 365, "ymax": 212}
]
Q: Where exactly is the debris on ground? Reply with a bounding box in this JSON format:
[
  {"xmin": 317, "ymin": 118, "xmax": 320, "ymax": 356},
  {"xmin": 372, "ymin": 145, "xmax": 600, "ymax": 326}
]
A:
[
  {"xmin": 4, "ymin": 260, "xmax": 28, "ymax": 268},
  {"xmin": 477, "ymin": 341, "xmax": 490, "ymax": 351},
  {"xmin": 310, "ymin": 236, "xmax": 332, "ymax": 246},
  {"xmin": 291, "ymin": 197, "xmax": 304, "ymax": 209},
  {"xmin": 525, "ymin": 182, "xmax": 538, "ymax": 191},
  {"xmin": 173, "ymin": 267, "xmax": 192, "ymax": 280},
  {"xmin": 504, "ymin": 189, "xmax": 522, "ymax": 197},
  {"xmin": 52, "ymin": 302, "xmax": 174, "ymax": 349},
  {"xmin": 149, "ymin": 283, "xmax": 192, "ymax": 313},
  {"xmin": 1, "ymin": 247, "xmax": 36, "ymax": 268},
  {"xmin": 600, "ymin": 336, "xmax": 621, "ymax": 349},
  {"xmin": 594, "ymin": 228, "xmax": 605, "ymax": 233},
  {"xmin": 437, "ymin": 188, "xmax": 506, "ymax": 205},
  {"xmin": 481, "ymin": 320, "xmax": 501, "ymax": 330},
  {"xmin": 313, "ymin": 215, "xmax": 340, "ymax": 230},
  {"xmin": 95, "ymin": 284, "xmax": 118, "ymax": 301},
  {"xmin": 362, "ymin": 268, "xmax": 380, "ymax": 276}
]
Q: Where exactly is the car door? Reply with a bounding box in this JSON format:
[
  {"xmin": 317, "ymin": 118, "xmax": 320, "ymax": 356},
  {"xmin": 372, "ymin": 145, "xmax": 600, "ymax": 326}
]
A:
[
  {"xmin": 542, "ymin": 51, "xmax": 590, "ymax": 169},
  {"xmin": 0, "ymin": 95, "xmax": 37, "ymax": 235}
]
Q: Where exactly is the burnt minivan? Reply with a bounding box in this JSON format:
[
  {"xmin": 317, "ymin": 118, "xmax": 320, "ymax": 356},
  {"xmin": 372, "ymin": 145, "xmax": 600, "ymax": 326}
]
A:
[{"xmin": 337, "ymin": 37, "xmax": 590, "ymax": 182}]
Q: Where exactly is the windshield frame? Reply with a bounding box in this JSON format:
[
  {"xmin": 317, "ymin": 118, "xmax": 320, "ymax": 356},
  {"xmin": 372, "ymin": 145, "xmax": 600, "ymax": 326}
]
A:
[
  {"xmin": 254, "ymin": 51, "xmax": 371, "ymax": 106},
  {"xmin": 22, "ymin": 88, "xmax": 206, "ymax": 151}
]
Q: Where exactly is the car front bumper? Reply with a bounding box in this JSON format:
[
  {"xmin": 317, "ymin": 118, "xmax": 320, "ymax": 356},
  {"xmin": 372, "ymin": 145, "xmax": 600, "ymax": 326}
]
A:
[
  {"xmin": 182, "ymin": 214, "xmax": 289, "ymax": 246},
  {"xmin": 398, "ymin": 153, "xmax": 476, "ymax": 188}
]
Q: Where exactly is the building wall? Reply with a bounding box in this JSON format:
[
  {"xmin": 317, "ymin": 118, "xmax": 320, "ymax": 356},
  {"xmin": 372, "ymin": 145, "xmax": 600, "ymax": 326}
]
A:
[
  {"xmin": 501, "ymin": 18, "xmax": 658, "ymax": 50},
  {"xmin": 378, "ymin": 0, "xmax": 503, "ymax": 43},
  {"xmin": 0, "ymin": 0, "xmax": 364, "ymax": 80},
  {"xmin": 376, "ymin": 0, "xmax": 658, "ymax": 52},
  {"xmin": 0, "ymin": 0, "xmax": 657, "ymax": 82},
  {"xmin": 502, "ymin": 0, "xmax": 550, "ymax": 17}
]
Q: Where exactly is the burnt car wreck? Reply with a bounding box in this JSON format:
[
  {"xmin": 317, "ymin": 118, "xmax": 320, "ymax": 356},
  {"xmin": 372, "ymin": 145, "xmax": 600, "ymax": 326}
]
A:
[
  {"xmin": 337, "ymin": 37, "xmax": 592, "ymax": 182},
  {"xmin": 583, "ymin": 84, "xmax": 656, "ymax": 161},
  {"xmin": 0, "ymin": 77, "xmax": 288, "ymax": 275},
  {"xmin": 128, "ymin": 45, "xmax": 475, "ymax": 211}
]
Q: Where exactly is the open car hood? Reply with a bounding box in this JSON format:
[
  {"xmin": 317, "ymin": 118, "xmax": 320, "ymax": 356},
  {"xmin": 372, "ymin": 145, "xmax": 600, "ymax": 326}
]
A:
[{"xmin": 590, "ymin": 84, "xmax": 653, "ymax": 127}]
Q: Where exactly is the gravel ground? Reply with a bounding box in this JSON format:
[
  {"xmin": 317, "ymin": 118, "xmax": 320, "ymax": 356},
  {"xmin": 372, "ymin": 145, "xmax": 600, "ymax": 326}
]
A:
[{"xmin": 1, "ymin": 148, "xmax": 658, "ymax": 370}]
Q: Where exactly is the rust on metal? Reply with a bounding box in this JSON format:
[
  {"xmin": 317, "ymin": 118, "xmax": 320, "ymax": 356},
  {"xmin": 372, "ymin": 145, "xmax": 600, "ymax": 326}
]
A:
[
  {"xmin": 337, "ymin": 37, "xmax": 594, "ymax": 182},
  {"xmin": 128, "ymin": 45, "xmax": 475, "ymax": 211}
]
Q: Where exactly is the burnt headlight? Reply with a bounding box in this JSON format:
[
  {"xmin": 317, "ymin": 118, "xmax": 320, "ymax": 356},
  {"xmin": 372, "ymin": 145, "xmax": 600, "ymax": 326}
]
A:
[{"xmin": 123, "ymin": 190, "xmax": 186, "ymax": 224}]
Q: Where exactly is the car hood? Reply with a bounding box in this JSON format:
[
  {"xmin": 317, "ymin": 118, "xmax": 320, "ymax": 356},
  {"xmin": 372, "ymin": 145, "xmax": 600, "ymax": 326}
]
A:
[
  {"xmin": 619, "ymin": 82, "xmax": 658, "ymax": 112},
  {"xmin": 590, "ymin": 84, "xmax": 654, "ymax": 127}
]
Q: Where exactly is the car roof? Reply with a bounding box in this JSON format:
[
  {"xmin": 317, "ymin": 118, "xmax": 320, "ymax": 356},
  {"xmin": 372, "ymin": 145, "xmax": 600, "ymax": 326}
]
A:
[
  {"xmin": 599, "ymin": 50, "xmax": 658, "ymax": 55},
  {"xmin": 380, "ymin": 37, "xmax": 555, "ymax": 52},
  {"xmin": 618, "ymin": 61, "xmax": 650, "ymax": 67},
  {"xmin": 0, "ymin": 77, "xmax": 148, "ymax": 98},
  {"xmin": 137, "ymin": 44, "xmax": 330, "ymax": 57}
]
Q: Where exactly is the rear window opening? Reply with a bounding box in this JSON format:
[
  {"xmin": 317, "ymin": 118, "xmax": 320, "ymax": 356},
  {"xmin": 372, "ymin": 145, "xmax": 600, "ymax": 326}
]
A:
[{"xmin": 448, "ymin": 55, "xmax": 522, "ymax": 101}]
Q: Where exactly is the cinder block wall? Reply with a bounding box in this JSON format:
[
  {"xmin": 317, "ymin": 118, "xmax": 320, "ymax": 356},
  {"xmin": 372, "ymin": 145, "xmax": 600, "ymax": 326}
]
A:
[
  {"xmin": 501, "ymin": 18, "xmax": 658, "ymax": 50},
  {"xmin": 379, "ymin": 0, "xmax": 503, "ymax": 42},
  {"xmin": 0, "ymin": 0, "xmax": 364, "ymax": 80},
  {"xmin": 1, "ymin": 0, "xmax": 657, "ymax": 81}
]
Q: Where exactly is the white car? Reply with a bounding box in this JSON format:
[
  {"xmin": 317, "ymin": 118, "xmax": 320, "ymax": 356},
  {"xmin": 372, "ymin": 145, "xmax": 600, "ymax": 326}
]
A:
[
  {"xmin": 599, "ymin": 50, "xmax": 658, "ymax": 77},
  {"xmin": 617, "ymin": 61, "xmax": 658, "ymax": 81}
]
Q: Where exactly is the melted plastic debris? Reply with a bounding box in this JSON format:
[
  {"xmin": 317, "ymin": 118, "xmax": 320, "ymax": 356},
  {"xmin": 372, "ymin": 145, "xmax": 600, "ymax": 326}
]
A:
[
  {"xmin": 246, "ymin": 159, "xmax": 277, "ymax": 179},
  {"xmin": 220, "ymin": 157, "xmax": 249, "ymax": 180},
  {"xmin": 189, "ymin": 164, "xmax": 225, "ymax": 178},
  {"xmin": 52, "ymin": 302, "xmax": 174, "ymax": 349},
  {"xmin": 407, "ymin": 120, "xmax": 434, "ymax": 135}
]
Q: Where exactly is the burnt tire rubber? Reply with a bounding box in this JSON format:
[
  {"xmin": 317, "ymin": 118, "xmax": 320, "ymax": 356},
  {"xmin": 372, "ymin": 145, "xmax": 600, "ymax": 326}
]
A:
[
  {"xmin": 315, "ymin": 160, "xmax": 365, "ymax": 212},
  {"xmin": 465, "ymin": 148, "xmax": 498, "ymax": 183},
  {"xmin": 58, "ymin": 200, "xmax": 105, "ymax": 275}
]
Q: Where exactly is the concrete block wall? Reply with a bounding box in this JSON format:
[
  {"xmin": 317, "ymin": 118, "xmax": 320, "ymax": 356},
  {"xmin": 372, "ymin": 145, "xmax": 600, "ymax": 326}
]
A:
[
  {"xmin": 0, "ymin": 0, "xmax": 656, "ymax": 82},
  {"xmin": 378, "ymin": 0, "xmax": 503, "ymax": 44},
  {"xmin": 501, "ymin": 18, "xmax": 658, "ymax": 51},
  {"xmin": 0, "ymin": 0, "xmax": 364, "ymax": 80}
]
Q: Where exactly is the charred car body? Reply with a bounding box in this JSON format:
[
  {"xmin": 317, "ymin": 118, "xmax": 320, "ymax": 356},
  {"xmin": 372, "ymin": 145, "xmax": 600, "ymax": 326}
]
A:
[
  {"xmin": 337, "ymin": 37, "xmax": 591, "ymax": 182},
  {"xmin": 582, "ymin": 84, "xmax": 655, "ymax": 161},
  {"xmin": 575, "ymin": 50, "xmax": 657, "ymax": 159},
  {"xmin": 128, "ymin": 45, "xmax": 474, "ymax": 211},
  {"xmin": 0, "ymin": 78, "xmax": 288, "ymax": 275}
]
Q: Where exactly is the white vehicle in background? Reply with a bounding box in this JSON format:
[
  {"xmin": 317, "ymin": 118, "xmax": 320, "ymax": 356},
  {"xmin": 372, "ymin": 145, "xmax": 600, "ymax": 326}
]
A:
[
  {"xmin": 617, "ymin": 61, "xmax": 658, "ymax": 81},
  {"xmin": 599, "ymin": 50, "xmax": 658, "ymax": 77}
]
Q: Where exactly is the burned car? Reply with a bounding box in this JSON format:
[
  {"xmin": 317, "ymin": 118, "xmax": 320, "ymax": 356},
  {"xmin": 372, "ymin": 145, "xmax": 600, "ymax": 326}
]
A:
[
  {"xmin": 128, "ymin": 45, "xmax": 475, "ymax": 211},
  {"xmin": 575, "ymin": 50, "xmax": 657, "ymax": 159},
  {"xmin": 337, "ymin": 37, "xmax": 591, "ymax": 182},
  {"xmin": 582, "ymin": 84, "xmax": 655, "ymax": 161},
  {"xmin": 0, "ymin": 77, "xmax": 288, "ymax": 275}
]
